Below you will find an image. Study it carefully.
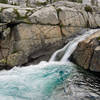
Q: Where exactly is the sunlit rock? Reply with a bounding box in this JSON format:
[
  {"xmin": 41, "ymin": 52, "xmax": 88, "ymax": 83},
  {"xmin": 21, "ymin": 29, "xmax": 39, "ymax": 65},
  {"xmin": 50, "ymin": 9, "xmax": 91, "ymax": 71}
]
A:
[{"xmin": 71, "ymin": 30, "xmax": 100, "ymax": 72}]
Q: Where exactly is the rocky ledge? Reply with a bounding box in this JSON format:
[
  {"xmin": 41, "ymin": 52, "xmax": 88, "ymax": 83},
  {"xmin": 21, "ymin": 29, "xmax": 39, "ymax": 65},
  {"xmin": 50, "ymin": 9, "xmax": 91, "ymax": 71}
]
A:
[
  {"xmin": 0, "ymin": 1, "xmax": 100, "ymax": 69},
  {"xmin": 71, "ymin": 30, "xmax": 100, "ymax": 72}
]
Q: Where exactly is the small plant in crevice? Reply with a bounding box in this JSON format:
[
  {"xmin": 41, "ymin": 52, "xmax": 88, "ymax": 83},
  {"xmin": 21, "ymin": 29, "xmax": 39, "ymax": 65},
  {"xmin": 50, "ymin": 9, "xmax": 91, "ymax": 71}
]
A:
[
  {"xmin": 56, "ymin": 8, "xmax": 62, "ymax": 13},
  {"xmin": 77, "ymin": 0, "xmax": 82, "ymax": 3},
  {"xmin": 68, "ymin": 0, "xmax": 82, "ymax": 3},
  {"xmin": 97, "ymin": 37, "xmax": 100, "ymax": 41},
  {"xmin": 36, "ymin": 1, "xmax": 47, "ymax": 6},
  {"xmin": 84, "ymin": 5, "xmax": 93, "ymax": 13},
  {"xmin": 12, "ymin": 48, "xmax": 17, "ymax": 54}
]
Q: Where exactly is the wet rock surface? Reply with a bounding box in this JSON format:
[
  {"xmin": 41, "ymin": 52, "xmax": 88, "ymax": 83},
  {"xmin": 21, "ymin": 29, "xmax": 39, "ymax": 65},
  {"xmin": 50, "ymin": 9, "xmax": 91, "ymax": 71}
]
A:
[{"xmin": 71, "ymin": 30, "xmax": 100, "ymax": 72}]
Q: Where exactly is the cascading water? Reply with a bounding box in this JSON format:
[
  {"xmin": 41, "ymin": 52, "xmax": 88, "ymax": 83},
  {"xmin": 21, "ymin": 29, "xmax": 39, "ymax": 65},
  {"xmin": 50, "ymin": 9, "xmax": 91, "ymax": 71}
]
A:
[
  {"xmin": 0, "ymin": 29, "xmax": 100, "ymax": 100},
  {"xmin": 49, "ymin": 29, "xmax": 99, "ymax": 62}
]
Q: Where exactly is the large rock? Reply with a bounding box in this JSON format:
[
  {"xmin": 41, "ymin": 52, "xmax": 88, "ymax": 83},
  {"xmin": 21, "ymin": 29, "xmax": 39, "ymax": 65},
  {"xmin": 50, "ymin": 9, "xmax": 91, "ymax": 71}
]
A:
[
  {"xmin": 29, "ymin": 6, "xmax": 59, "ymax": 25},
  {"xmin": 57, "ymin": 6, "xmax": 86, "ymax": 38},
  {"xmin": 0, "ymin": 26, "xmax": 14, "ymax": 65},
  {"xmin": 8, "ymin": 0, "xmax": 27, "ymax": 7},
  {"xmin": 0, "ymin": 3, "xmax": 35, "ymax": 23},
  {"xmin": 0, "ymin": 23, "xmax": 62, "ymax": 67},
  {"xmin": 58, "ymin": 6, "xmax": 100, "ymax": 28},
  {"xmin": 1, "ymin": 8, "xmax": 17, "ymax": 22},
  {"xmin": 59, "ymin": 7, "xmax": 85, "ymax": 27},
  {"xmin": 14, "ymin": 24, "xmax": 62, "ymax": 53},
  {"xmin": 62, "ymin": 26, "xmax": 83, "ymax": 38},
  {"xmin": 71, "ymin": 30, "xmax": 100, "ymax": 72},
  {"xmin": 90, "ymin": 46, "xmax": 100, "ymax": 71}
]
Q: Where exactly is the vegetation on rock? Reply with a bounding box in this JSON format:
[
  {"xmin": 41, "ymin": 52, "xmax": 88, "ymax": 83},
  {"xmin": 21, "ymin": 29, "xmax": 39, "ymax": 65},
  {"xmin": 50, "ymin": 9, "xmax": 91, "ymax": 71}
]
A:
[
  {"xmin": 0, "ymin": 0, "xmax": 8, "ymax": 4},
  {"xmin": 35, "ymin": 1, "xmax": 47, "ymax": 6},
  {"xmin": 68, "ymin": 0, "xmax": 82, "ymax": 3},
  {"xmin": 84, "ymin": 5, "xmax": 93, "ymax": 13}
]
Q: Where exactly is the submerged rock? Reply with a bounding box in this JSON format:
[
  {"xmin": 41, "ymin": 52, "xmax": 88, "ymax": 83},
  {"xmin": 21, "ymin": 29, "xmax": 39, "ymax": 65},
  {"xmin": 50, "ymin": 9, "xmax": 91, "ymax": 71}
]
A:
[{"xmin": 71, "ymin": 30, "xmax": 100, "ymax": 72}]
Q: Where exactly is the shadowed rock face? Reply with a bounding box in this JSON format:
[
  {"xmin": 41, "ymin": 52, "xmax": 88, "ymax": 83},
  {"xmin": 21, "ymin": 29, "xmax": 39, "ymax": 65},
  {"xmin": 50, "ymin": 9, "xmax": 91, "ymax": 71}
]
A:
[
  {"xmin": 71, "ymin": 30, "xmax": 100, "ymax": 72},
  {"xmin": 0, "ymin": 1, "xmax": 100, "ymax": 68}
]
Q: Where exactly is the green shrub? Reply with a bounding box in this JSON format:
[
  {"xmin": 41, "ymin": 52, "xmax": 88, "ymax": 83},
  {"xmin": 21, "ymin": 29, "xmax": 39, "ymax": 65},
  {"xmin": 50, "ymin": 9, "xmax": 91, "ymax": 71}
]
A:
[
  {"xmin": 68, "ymin": 0, "xmax": 82, "ymax": 3},
  {"xmin": 97, "ymin": 37, "xmax": 100, "ymax": 40},
  {"xmin": 77, "ymin": 0, "xmax": 82, "ymax": 3},
  {"xmin": 36, "ymin": 1, "xmax": 47, "ymax": 6},
  {"xmin": 84, "ymin": 5, "xmax": 93, "ymax": 13},
  {"xmin": 0, "ymin": 0, "xmax": 8, "ymax": 4}
]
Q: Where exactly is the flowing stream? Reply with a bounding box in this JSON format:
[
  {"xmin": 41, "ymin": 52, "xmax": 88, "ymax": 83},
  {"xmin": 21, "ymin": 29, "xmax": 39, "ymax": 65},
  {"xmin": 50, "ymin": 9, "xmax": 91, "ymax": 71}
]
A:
[{"xmin": 0, "ymin": 29, "xmax": 100, "ymax": 100}]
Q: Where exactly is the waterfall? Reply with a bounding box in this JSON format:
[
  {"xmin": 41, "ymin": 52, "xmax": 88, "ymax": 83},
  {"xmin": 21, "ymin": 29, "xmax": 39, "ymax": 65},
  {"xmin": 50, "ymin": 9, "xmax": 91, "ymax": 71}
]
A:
[
  {"xmin": 49, "ymin": 29, "xmax": 99, "ymax": 62},
  {"xmin": 0, "ymin": 29, "xmax": 99, "ymax": 100}
]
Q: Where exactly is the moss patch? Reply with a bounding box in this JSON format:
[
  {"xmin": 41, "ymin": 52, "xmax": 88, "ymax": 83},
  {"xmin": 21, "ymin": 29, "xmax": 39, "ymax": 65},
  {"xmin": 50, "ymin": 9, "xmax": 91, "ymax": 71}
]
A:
[
  {"xmin": 0, "ymin": 7, "xmax": 7, "ymax": 12},
  {"xmin": 13, "ymin": 8, "xmax": 32, "ymax": 24},
  {"xmin": 0, "ymin": 59, "xmax": 7, "ymax": 64}
]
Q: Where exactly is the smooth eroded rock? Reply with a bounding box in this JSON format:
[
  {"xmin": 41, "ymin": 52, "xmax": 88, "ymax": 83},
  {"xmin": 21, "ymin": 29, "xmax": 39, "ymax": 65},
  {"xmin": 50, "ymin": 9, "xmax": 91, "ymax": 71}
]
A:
[
  {"xmin": 71, "ymin": 30, "xmax": 100, "ymax": 72},
  {"xmin": 29, "ymin": 6, "xmax": 59, "ymax": 25},
  {"xmin": 59, "ymin": 6, "xmax": 86, "ymax": 27}
]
